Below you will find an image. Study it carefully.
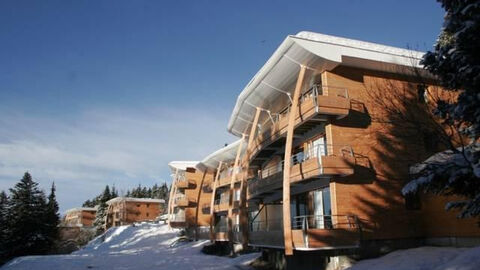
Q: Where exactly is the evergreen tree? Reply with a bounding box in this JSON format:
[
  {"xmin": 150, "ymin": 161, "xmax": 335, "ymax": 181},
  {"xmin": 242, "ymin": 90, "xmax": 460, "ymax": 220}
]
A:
[
  {"xmin": 0, "ymin": 191, "xmax": 9, "ymax": 262},
  {"xmin": 159, "ymin": 183, "xmax": 169, "ymax": 201},
  {"xmin": 93, "ymin": 185, "xmax": 112, "ymax": 233},
  {"xmin": 7, "ymin": 172, "xmax": 49, "ymax": 257},
  {"xmin": 403, "ymin": 0, "xmax": 480, "ymax": 218},
  {"xmin": 111, "ymin": 185, "xmax": 118, "ymax": 198},
  {"xmin": 45, "ymin": 183, "xmax": 60, "ymax": 246}
]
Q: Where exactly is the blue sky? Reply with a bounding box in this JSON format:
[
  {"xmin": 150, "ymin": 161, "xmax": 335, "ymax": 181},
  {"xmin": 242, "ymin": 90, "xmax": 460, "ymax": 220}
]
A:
[{"xmin": 0, "ymin": 0, "xmax": 444, "ymax": 213}]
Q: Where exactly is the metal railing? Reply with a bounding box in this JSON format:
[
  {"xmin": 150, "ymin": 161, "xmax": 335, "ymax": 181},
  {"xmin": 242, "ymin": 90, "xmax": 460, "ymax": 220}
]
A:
[
  {"xmin": 218, "ymin": 166, "xmax": 243, "ymax": 180},
  {"xmin": 214, "ymin": 196, "xmax": 229, "ymax": 205},
  {"xmin": 256, "ymin": 144, "xmax": 354, "ymax": 180},
  {"xmin": 176, "ymin": 171, "xmax": 186, "ymax": 182},
  {"xmin": 174, "ymin": 194, "xmax": 187, "ymax": 203},
  {"xmin": 170, "ymin": 213, "xmax": 186, "ymax": 222},
  {"xmin": 250, "ymin": 215, "xmax": 359, "ymax": 232},
  {"xmin": 258, "ymin": 84, "xmax": 350, "ymax": 130}
]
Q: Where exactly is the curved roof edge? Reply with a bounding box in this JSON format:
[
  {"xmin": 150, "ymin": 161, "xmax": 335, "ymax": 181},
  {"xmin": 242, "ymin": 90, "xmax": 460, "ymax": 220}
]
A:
[
  {"xmin": 196, "ymin": 139, "xmax": 246, "ymax": 172},
  {"xmin": 227, "ymin": 31, "xmax": 428, "ymax": 137},
  {"xmin": 168, "ymin": 161, "xmax": 199, "ymax": 174}
]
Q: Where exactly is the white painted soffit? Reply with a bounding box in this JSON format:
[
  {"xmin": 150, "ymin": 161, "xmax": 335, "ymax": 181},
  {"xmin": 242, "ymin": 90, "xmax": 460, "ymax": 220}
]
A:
[
  {"xmin": 196, "ymin": 139, "xmax": 246, "ymax": 172},
  {"xmin": 227, "ymin": 31, "xmax": 427, "ymax": 137},
  {"xmin": 168, "ymin": 161, "xmax": 199, "ymax": 174}
]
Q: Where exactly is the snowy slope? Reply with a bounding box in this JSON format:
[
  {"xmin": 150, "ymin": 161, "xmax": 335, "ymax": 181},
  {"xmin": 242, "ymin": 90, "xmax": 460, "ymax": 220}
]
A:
[
  {"xmin": 1, "ymin": 223, "xmax": 260, "ymax": 270},
  {"xmin": 348, "ymin": 246, "xmax": 480, "ymax": 270}
]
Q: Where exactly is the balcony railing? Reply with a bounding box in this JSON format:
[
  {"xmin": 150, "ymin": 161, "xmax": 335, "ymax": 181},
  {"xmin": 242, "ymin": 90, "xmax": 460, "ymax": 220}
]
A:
[
  {"xmin": 249, "ymin": 84, "xmax": 351, "ymax": 162},
  {"xmin": 248, "ymin": 144, "xmax": 354, "ymax": 199},
  {"xmin": 249, "ymin": 214, "xmax": 361, "ymax": 249},
  {"xmin": 175, "ymin": 171, "xmax": 190, "ymax": 188},
  {"xmin": 174, "ymin": 194, "xmax": 189, "ymax": 207},
  {"xmin": 169, "ymin": 213, "xmax": 186, "ymax": 222},
  {"xmin": 217, "ymin": 166, "xmax": 243, "ymax": 187},
  {"xmin": 213, "ymin": 196, "xmax": 230, "ymax": 212}
]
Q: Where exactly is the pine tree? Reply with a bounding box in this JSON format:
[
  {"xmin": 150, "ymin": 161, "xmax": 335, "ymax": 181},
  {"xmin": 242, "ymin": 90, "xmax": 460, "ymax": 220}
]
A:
[
  {"xmin": 111, "ymin": 185, "xmax": 118, "ymax": 198},
  {"xmin": 404, "ymin": 0, "xmax": 480, "ymax": 218},
  {"xmin": 93, "ymin": 185, "xmax": 113, "ymax": 233},
  {"xmin": 7, "ymin": 172, "xmax": 49, "ymax": 257},
  {"xmin": 0, "ymin": 191, "xmax": 9, "ymax": 262},
  {"xmin": 45, "ymin": 182, "xmax": 60, "ymax": 247}
]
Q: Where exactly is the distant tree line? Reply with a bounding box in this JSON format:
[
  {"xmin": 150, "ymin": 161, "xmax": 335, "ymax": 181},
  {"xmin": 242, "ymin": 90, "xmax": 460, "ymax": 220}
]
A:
[{"xmin": 0, "ymin": 172, "xmax": 60, "ymax": 265}]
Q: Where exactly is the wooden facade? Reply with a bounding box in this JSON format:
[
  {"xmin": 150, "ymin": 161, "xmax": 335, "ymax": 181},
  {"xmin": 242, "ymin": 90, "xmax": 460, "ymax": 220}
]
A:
[
  {"xmin": 168, "ymin": 162, "xmax": 214, "ymax": 240},
  {"xmin": 63, "ymin": 207, "xmax": 97, "ymax": 227},
  {"xmin": 171, "ymin": 32, "xmax": 480, "ymax": 263},
  {"xmin": 105, "ymin": 197, "xmax": 165, "ymax": 229}
]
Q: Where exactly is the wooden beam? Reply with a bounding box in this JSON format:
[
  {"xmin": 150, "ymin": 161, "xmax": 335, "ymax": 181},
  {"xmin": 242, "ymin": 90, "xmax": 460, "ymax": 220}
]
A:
[
  {"xmin": 283, "ymin": 65, "xmax": 306, "ymax": 255},
  {"xmin": 227, "ymin": 134, "xmax": 246, "ymax": 244},
  {"xmin": 239, "ymin": 107, "xmax": 262, "ymax": 249},
  {"xmin": 167, "ymin": 169, "xmax": 179, "ymax": 228},
  {"xmin": 210, "ymin": 161, "xmax": 223, "ymax": 242}
]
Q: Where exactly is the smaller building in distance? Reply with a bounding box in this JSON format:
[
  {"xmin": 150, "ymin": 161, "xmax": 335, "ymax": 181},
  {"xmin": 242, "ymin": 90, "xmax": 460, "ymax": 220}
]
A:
[
  {"xmin": 105, "ymin": 197, "xmax": 165, "ymax": 229},
  {"xmin": 63, "ymin": 207, "xmax": 97, "ymax": 227}
]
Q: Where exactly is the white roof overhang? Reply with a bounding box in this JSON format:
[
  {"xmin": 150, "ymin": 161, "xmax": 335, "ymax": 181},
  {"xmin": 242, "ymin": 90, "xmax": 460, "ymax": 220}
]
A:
[
  {"xmin": 168, "ymin": 161, "xmax": 199, "ymax": 174},
  {"xmin": 196, "ymin": 139, "xmax": 246, "ymax": 172},
  {"xmin": 227, "ymin": 31, "xmax": 427, "ymax": 137}
]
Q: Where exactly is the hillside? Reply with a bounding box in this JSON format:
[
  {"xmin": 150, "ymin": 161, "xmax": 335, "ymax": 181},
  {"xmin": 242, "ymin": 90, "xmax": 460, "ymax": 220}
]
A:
[{"xmin": 1, "ymin": 223, "xmax": 259, "ymax": 270}]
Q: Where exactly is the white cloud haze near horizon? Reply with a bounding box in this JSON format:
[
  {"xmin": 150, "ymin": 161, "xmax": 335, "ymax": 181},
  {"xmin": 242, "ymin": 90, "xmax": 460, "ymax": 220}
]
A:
[{"xmin": 0, "ymin": 106, "xmax": 234, "ymax": 213}]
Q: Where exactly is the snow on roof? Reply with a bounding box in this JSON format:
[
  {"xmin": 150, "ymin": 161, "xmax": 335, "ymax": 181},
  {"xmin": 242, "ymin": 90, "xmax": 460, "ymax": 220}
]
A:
[
  {"xmin": 65, "ymin": 207, "xmax": 97, "ymax": 214},
  {"xmin": 227, "ymin": 31, "xmax": 429, "ymax": 137},
  {"xmin": 106, "ymin": 197, "xmax": 166, "ymax": 205},
  {"xmin": 196, "ymin": 139, "xmax": 246, "ymax": 172},
  {"xmin": 168, "ymin": 161, "xmax": 199, "ymax": 174}
]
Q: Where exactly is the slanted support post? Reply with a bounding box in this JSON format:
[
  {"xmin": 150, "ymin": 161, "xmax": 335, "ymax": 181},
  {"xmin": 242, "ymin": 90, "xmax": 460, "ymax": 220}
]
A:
[
  {"xmin": 227, "ymin": 134, "xmax": 246, "ymax": 245},
  {"xmin": 239, "ymin": 107, "xmax": 262, "ymax": 250},
  {"xmin": 167, "ymin": 168, "xmax": 179, "ymax": 228},
  {"xmin": 283, "ymin": 65, "xmax": 306, "ymax": 255},
  {"xmin": 209, "ymin": 161, "xmax": 222, "ymax": 242}
]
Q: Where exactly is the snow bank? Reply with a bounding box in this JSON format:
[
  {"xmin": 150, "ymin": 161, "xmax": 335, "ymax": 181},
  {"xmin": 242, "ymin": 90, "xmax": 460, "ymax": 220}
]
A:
[
  {"xmin": 1, "ymin": 223, "xmax": 260, "ymax": 270},
  {"xmin": 348, "ymin": 246, "xmax": 480, "ymax": 270}
]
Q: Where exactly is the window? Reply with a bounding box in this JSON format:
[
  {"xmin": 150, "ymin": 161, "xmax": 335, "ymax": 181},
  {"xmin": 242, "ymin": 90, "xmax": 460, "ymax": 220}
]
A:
[
  {"xmin": 146, "ymin": 203, "xmax": 150, "ymax": 208},
  {"xmin": 137, "ymin": 204, "xmax": 140, "ymax": 207},
  {"xmin": 146, "ymin": 212, "xmax": 149, "ymax": 217}
]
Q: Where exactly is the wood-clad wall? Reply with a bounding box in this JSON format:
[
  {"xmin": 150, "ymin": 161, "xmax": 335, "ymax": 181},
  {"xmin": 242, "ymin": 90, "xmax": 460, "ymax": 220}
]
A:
[{"xmin": 323, "ymin": 66, "xmax": 480, "ymax": 240}]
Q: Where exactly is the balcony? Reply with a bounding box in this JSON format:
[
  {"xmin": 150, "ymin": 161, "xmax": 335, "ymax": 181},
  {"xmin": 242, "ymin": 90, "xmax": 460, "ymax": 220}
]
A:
[
  {"xmin": 248, "ymin": 144, "xmax": 354, "ymax": 200},
  {"xmin": 216, "ymin": 166, "xmax": 242, "ymax": 188},
  {"xmin": 170, "ymin": 213, "xmax": 186, "ymax": 222},
  {"xmin": 213, "ymin": 197, "xmax": 229, "ymax": 212},
  {"xmin": 249, "ymin": 215, "xmax": 361, "ymax": 249},
  {"xmin": 174, "ymin": 194, "xmax": 190, "ymax": 207},
  {"xmin": 249, "ymin": 85, "xmax": 351, "ymax": 163},
  {"xmin": 175, "ymin": 172, "xmax": 191, "ymax": 189}
]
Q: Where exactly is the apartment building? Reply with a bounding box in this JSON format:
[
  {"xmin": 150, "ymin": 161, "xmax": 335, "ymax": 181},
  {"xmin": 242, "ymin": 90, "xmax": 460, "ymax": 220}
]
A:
[
  {"xmin": 105, "ymin": 197, "xmax": 165, "ymax": 229},
  {"xmin": 218, "ymin": 31, "xmax": 479, "ymax": 268},
  {"xmin": 168, "ymin": 161, "xmax": 214, "ymax": 239},
  {"xmin": 195, "ymin": 140, "xmax": 247, "ymax": 245},
  {"xmin": 63, "ymin": 207, "xmax": 97, "ymax": 227},
  {"xmin": 168, "ymin": 31, "xmax": 479, "ymax": 268}
]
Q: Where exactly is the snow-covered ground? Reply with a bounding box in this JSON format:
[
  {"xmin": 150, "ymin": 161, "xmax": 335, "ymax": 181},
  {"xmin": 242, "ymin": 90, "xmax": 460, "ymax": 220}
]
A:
[
  {"xmin": 3, "ymin": 223, "xmax": 479, "ymax": 270},
  {"xmin": 348, "ymin": 246, "xmax": 480, "ymax": 270},
  {"xmin": 1, "ymin": 223, "xmax": 260, "ymax": 270}
]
